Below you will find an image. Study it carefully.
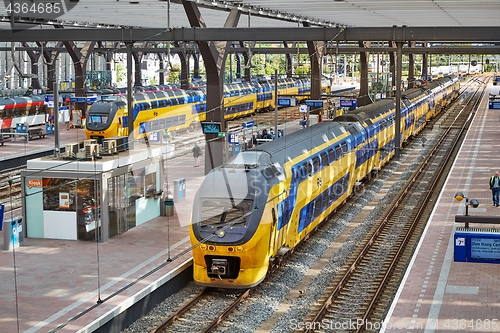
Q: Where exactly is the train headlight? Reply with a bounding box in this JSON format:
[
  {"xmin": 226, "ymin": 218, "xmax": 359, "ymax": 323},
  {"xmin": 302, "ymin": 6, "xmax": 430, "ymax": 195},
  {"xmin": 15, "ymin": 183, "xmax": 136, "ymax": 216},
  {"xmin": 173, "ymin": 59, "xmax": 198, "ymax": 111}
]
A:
[
  {"xmin": 235, "ymin": 246, "xmax": 243, "ymax": 252},
  {"xmin": 217, "ymin": 230, "xmax": 225, "ymax": 238},
  {"xmin": 200, "ymin": 244, "xmax": 207, "ymax": 250}
]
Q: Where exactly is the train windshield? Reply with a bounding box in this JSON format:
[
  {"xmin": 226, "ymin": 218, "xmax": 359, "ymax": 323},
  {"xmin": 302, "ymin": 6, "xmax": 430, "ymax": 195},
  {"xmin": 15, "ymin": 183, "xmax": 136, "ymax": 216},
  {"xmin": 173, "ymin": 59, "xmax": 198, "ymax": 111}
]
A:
[
  {"xmin": 88, "ymin": 114, "xmax": 108, "ymax": 124},
  {"xmin": 199, "ymin": 198, "xmax": 253, "ymax": 226}
]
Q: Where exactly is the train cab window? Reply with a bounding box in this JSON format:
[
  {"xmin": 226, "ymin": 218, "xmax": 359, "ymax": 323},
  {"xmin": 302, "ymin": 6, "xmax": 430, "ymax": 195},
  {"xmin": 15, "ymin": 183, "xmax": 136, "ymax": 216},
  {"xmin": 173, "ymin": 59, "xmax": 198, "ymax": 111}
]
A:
[
  {"xmin": 320, "ymin": 152, "xmax": 329, "ymax": 167},
  {"xmin": 312, "ymin": 156, "xmax": 321, "ymax": 173}
]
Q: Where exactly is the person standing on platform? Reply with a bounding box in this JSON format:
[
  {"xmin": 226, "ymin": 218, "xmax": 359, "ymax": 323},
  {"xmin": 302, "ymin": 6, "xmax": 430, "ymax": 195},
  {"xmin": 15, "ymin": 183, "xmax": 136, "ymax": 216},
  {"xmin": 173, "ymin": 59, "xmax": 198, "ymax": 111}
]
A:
[
  {"xmin": 490, "ymin": 171, "xmax": 500, "ymax": 206},
  {"xmin": 192, "ymin": 144, "xmax": 202, "ymax": 167}
]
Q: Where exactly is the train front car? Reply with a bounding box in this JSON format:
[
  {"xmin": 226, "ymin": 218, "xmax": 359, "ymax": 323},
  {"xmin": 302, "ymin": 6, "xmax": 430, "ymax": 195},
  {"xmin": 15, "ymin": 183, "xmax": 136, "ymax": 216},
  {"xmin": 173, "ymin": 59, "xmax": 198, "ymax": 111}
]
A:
[
  {"xmin": 190, "ymin": 151, "xmax": 283, "ymax": 288},
  {"xmin": 85, "ymin": 96, "xmax": 126, "ymax": 141}
]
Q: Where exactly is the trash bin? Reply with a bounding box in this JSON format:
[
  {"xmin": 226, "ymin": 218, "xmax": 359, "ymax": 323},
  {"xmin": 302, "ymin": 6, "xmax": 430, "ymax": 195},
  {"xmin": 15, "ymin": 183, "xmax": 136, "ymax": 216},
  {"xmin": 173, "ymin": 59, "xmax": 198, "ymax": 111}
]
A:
[
  {"xmin": 46, "ymin": 123, "xmax": 54, "ymax": 134},
  {"xmin": 4, "ymin": 217, "xmax": 22, "ymax": 250},
  {"xmin": 173, "ymin": 178, "xmax": 186, "ymax": 202},
  {"xmin": 16, "ymin": 123, "xmax": 27, "ymax": 133},
  {"xmin": 164, "ymin": 196, "xmax": 174, "ymax": 217}
]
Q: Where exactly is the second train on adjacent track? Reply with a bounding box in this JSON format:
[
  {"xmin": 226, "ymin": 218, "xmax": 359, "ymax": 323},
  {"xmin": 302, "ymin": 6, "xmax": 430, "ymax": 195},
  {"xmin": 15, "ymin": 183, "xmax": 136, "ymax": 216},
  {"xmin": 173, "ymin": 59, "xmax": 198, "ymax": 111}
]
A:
[
  {"xmin": 84, "ymin": 77, "xmax": 331, "ymax": 142},
  {"xmin": 189, "ymin": 75, "xmax": 460, "ymax": 288}
]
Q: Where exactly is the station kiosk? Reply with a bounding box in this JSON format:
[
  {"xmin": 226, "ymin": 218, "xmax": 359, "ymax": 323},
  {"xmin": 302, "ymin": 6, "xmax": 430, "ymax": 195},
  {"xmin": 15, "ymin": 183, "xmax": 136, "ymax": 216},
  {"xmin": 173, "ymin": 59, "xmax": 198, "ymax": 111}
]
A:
[{"xmin": 21, "ymin": 139, "xmax": 174, "ymax": 242}]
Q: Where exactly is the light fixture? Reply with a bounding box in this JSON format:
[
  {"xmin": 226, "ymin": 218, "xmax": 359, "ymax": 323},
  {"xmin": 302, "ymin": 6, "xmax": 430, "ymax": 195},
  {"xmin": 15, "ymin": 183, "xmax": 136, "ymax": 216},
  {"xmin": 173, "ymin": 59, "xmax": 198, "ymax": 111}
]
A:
[{"xmin": 455, "ymin": 192, "xmax": 479, "ymax": 217}]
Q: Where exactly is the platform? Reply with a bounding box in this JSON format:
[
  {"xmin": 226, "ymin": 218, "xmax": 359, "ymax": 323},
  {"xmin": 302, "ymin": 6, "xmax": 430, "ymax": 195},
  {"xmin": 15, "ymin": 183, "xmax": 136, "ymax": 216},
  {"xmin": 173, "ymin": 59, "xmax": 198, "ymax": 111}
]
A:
[
  {"xmin": 0, "ymin": 146, "xmax": 205, "ymax": 333},
  {"xmin": 0, "ymin": 115, "xmax": 310, "ymax": 332},
  {"xmin": 382, "ymin": 84, "xmax": 500, "ymax": 332}
]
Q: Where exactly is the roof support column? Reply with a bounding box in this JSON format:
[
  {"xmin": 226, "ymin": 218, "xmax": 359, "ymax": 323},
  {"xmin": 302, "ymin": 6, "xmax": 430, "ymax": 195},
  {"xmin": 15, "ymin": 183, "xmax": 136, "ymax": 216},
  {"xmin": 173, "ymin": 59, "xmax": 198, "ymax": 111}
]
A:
[
  {"xmin": 126, "ymin": 41, "xmax": 135, "ymax": 150},
  {"xmin": 62, "ymin": 37, "xmax": 95, "ymax": 117},
  {"xmin": 22, "ymin": 42, "xmax": 42, "ymax": 90},
  {"xmin": 395, "ymin": 41, "xmax": 403, "ymax": 160},
  {"xmin": 183, "ymin": 0, "xmax": 240, "ymax": 172},
  {"xmin": 389, "ymin": 41, "xmax": 396, "ymax": 92},
  {"xmin": 40, "ymin": 42, "xmax": 61, "ymax": 94},
  {"xmin": 357, "ymin": 41, "xmax": 373, "ymax": 106},
  {"xmin": 283, "ymin": 42, "xmax": 293, "ymax": 78},
  {"xmin": 421, "ymin": 43, "xmax": 428, "ymax": 81},
  {"xmin": 303, "ymin": 22, "xmax": 323, "ymax": 100},
  {"xmin": 407, "ymin": 41, "xmax": 415, "ymax": 88},
  {"xmin": 175, "ymin": 42, "xmax": 189, "ymax": 89}
]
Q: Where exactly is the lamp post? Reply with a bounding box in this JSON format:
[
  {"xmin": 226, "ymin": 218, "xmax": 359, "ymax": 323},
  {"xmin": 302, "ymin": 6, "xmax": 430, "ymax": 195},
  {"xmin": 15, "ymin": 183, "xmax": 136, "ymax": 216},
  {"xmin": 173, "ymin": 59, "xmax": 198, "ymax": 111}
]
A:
[{"xmin": 454, "ymin": 192, "xmax": 479, "ymax": 228}]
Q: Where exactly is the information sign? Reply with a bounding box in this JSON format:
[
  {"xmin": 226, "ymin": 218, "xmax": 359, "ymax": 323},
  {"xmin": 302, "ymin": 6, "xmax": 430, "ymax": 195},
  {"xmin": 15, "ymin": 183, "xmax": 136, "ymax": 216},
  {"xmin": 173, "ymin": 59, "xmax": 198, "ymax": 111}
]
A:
[
  {"xmin": 278, "ymin": 97, "xmax": 292, "ymax": 107},
  {"xmin": 242, "ymin": 120, "xmax": 254, "ymax": 129},
  {"xmin": 228, "ymin": 132, "xmax": 239, "ymax": 144},
  {"xmin": 148, "ymin": 131, "xmax": 160, "ymax": 143},
  {"xmin": 340, "ymin": 99, "xmax": 357, "ymax": 108},
  {"xmin": 305, "ymin": 100, "xmax": 324, "ymax": 108},
  {"xmin": 489, "ymin": 100, "xmax": 500, "ymax": 109},
  {"xmin": 454, "ymin": 229, "xmax": 500, "ymax": 263}
]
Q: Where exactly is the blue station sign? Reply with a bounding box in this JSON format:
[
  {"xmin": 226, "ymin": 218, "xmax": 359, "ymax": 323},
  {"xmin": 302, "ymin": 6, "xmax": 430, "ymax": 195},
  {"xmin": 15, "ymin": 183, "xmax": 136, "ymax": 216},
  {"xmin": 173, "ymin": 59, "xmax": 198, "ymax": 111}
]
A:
[
  {"xmin": 305, "ymin": 100, "xmax": 324, "ymax": 108},
  {"xmin": 242, "ymin": 120, "xmax": 254, "ymax": 129},
  {"xmin": 340, "ymin": 99, "xmax": 357, "ymax": 108},
  {"xmin": 454, "ymin": 228, "xmax": 500, "ymax": 263}
]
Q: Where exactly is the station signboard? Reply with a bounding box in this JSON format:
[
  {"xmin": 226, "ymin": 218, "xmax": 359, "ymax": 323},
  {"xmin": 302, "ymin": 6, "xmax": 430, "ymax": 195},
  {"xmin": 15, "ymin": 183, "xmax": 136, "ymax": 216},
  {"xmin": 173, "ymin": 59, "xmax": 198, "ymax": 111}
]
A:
[
  {"xmin": 242, "ymin": 120, "xmax": 254, "ymax": 129},
  {"xmin": 454, "ymin": 229, "xmax": 500, "ymax": 263},
  {"xmin": 340, "ymin": 99, "xmax": 357, "ymax": 108},
  {"xmin": 277, "ymin": 97, "xmax": 296, "ymax": 107},
  {"xmin": 305, "ymin": 100, "xmax": 324, "ymax": 108},
  {"xmin": 228, "ymin": 132, "xmax": 239, "ymax": 144}
]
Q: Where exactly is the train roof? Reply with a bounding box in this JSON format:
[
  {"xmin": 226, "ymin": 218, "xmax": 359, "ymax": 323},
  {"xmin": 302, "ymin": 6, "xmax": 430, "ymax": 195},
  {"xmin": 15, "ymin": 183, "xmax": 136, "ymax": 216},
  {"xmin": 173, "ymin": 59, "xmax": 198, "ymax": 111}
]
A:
[
  {"xmin": 242, "ymin": 121, "xmax": 347, "ymax": 166},
  {"xmin": 334, "ymin": 98, "xmax": 396, "ymax": 123}
]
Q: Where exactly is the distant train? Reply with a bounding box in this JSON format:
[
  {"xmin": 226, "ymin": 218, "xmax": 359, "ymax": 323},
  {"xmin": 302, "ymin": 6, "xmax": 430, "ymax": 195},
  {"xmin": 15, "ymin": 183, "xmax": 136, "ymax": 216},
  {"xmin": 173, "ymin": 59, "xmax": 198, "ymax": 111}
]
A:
[
  {"xmin": 189, "ymin": 75, "xmax": 459, "ymax": 288},
  {"xmin": 0, "ymin": 95, "xmax": 49, "ymax": 131},
  {"xmin": 84, "ymin": 77, "xmax": 331, "ymax": 142}
]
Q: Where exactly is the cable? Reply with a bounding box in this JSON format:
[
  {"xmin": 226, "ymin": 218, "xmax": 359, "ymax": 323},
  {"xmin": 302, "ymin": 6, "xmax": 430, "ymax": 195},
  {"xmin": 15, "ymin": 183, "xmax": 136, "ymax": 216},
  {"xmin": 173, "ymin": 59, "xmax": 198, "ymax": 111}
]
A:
[
  {"xmin": 93, "ymin": 157, "xmax": 103, "ymax": 304},
  {"xmin": 8, "ymin": 178, "xmax": 21, "ymax": 333}
]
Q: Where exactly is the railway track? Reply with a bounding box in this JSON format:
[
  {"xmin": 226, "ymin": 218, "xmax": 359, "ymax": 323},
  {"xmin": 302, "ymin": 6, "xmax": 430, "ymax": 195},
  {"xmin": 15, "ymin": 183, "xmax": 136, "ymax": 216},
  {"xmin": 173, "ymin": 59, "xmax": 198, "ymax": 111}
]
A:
[
  {"xmin": 0, "ymin": 166, "xmax": 23, "ymax": 210},
  {"xmin": 150, "ymin": 288, "xmax": 251, "ymax": 333},
  {"xmin": 299, "ymin": 77, "xmax": 489, "ymax": 332}
]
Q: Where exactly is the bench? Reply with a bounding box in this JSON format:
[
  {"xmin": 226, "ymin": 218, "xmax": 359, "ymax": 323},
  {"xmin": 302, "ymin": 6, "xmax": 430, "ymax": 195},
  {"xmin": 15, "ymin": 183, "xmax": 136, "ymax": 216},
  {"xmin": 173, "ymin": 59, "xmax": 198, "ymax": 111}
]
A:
[
  {"xmin": 28, "ymin": 127, "xmax": 46, "ymax": 140},
  {"xmin": 0, "ymin": 134, "xmax": 12, "ymax": 145}
]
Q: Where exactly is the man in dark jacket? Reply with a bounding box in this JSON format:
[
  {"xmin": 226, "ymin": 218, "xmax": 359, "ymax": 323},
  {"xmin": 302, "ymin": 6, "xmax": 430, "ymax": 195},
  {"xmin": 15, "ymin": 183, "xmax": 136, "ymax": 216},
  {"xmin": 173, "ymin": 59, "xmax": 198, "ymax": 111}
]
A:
[
  {"xmin": 192, "ymin": 144, "xmax": 202, "ymax": 167},
  {"xmin": 490, "ymin": 171, "xmax": 500, "ymax": 206}
]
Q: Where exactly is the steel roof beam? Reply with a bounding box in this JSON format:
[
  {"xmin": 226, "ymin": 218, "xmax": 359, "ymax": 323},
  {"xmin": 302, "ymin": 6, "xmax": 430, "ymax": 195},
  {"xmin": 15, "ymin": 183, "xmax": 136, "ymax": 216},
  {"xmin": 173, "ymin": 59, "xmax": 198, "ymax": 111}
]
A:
[{"xmin": 0, "ymin": 27, "xmax": 499, "ymax": 43}]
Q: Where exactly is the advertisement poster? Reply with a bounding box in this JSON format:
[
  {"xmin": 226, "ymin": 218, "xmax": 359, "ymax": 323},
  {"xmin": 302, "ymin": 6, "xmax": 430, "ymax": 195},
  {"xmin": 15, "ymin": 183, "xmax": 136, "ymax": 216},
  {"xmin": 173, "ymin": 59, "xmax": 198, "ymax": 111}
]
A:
[{"xmin": 59, "ymin": 192, "xmax": 70, "ymax": 209}]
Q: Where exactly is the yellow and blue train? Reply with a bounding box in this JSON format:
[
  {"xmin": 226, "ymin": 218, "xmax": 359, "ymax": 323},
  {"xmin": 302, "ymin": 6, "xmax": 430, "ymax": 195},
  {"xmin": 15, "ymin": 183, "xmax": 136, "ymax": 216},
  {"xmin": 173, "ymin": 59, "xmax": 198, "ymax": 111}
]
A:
[
  {"xmin": 84, "ymin": 77, "xmax": 331, "ymax": 141},
  {"xmin": 189, "ymin": 75, "xmax": 459, "ymax": 288}
]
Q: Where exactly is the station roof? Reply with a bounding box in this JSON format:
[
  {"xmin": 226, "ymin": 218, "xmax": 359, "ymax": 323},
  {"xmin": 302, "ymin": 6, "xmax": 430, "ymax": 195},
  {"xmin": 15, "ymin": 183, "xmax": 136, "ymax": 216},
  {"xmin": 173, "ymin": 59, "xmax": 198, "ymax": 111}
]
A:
[
  {"xmin": 35, "ymin": 0, "xmax": 500, "ymax": 29},
  {"xmin": 0, "ymin": 0, "xmax": 499, "ymax": 43}
]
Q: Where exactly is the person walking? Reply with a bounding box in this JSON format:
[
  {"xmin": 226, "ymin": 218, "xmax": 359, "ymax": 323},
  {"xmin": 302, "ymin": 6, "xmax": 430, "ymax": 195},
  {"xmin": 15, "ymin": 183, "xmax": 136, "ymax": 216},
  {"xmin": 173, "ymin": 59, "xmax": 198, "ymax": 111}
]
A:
[
  {"xmin": 192, "ymin": 144, "xmax": 202, "ymax": 167},
  {"xmin": 490, "ymin": 171, "xmax": 500, "ymax": 206}
]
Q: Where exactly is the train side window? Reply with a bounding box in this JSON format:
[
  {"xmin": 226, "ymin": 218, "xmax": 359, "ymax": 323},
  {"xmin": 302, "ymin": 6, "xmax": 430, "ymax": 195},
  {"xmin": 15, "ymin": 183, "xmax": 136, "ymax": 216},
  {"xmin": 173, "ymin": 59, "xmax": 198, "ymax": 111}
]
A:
[
  {"xmin": 328, "ymin": 148, "xmax": 335, "ymax": 162},
  {"xmin": 302, "ymin": 161, "xmax": 312, "ymax": 178},
  {"xmin": 312, "ymin": 156, "xmax": 321, "ymax": 172},
  {"xmin": 341, "ymin": 142, "xmax": 348, "ymax": 154},
  {"xmin": 298, "ymin": 164, "xmax": 307, "ymax": 180},
  {"xmin": 313, "ymin": 197, "xmax": 322, "ymax": 218},
  {"xmin": 335, "ymin": 145, "xmax": 342, "ymax": 157},
  {"xmin": 320, "ymin": 152, "xmax": 329, "ymax": 166},
  {"xmin": 322, "ymin": 191, "xmax": 329, "ymax": 211},
  {"xmin": 329, "ymin": 186, "xmax": 336, "ymax": 204}
]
